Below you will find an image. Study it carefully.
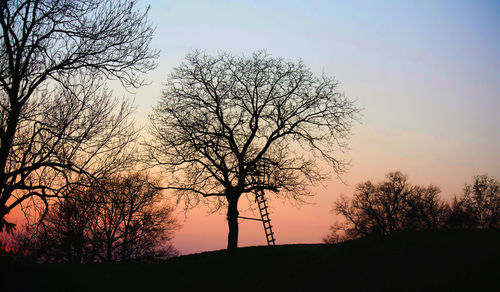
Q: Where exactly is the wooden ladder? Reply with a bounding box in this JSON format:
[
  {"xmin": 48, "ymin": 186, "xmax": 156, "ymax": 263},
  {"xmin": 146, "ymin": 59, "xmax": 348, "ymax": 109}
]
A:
[{"xmin": 255, "ymin": 189, "xmax": 276, "ymax": 246}]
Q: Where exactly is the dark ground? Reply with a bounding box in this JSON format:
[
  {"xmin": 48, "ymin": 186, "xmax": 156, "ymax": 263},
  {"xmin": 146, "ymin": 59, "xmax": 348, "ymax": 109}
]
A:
[{"xmin": 1, "ymin": 229, "xmax": 499, "ymax": 291}]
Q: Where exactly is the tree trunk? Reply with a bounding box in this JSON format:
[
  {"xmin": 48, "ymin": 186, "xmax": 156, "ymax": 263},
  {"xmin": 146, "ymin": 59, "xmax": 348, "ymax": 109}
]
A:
[
  {"xmin": 226, "ymin": 195, "xmax": 240, "ymax": 253},
  {"xmin": 0, "ymin": 102, "xmax": 21, "ymax": 228},
  {"xmin": 106, "ymin": 240, "xmax": 113, "ymax": 262}
]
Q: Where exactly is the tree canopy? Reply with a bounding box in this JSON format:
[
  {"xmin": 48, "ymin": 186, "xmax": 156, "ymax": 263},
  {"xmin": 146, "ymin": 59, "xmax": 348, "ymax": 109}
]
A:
[
  {"xmin": 455, "ymin": 174, "xmax": 500, "ymax": 229},
  {"xmin": 325, "ymin": 171, "xmax": 450, "ymax": 243},
  {"xmin": 0, "ymin": 0, "xmax": 158, "ymax": 232}
]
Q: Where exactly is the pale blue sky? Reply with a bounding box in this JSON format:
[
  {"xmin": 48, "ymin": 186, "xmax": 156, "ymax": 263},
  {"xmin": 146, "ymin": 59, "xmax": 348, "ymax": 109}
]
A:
[
  {"xmin": 135, "ymin": 0, "xmax": 499, "ymax": 177},
  {"xmin": 128, "ymin": 0, "xmax": 499, "ymax": 253}
]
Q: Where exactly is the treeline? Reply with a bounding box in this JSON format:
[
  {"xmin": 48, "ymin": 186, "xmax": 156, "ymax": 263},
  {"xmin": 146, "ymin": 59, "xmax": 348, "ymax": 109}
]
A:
[
  {"xmin": 12, "ymin": 173, "xmax": 178, "ymax": 263},
  {"xmin": 324, "ymin": 172, "xmax": 500, "ymax": 243}
]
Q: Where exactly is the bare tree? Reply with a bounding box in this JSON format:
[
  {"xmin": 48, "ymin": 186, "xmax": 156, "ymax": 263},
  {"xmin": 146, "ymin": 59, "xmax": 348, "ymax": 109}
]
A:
[
  {"xmin": 334, "ymin": 172, "xmax": 412, "ymax": 237},
  {"xmin": 147, "ymin": 50, "xmax": 359, "ymax": 251},
  {"xmin": 17, "ymin": 172, "xmax": 179, "ymax": 263},
  {"xmin": 16, "ymin": 182, "xmax": 99, "ymax": 263},
  {"xmin": 459, "ymin": 174, "xmax": 500, "ymax": 229},
  {"xmin": 0, "ymin": 0, "xmax": 158, "ymax": 231},
  {"xmin": 330, "ymin": 171, "xmax": 449, "ymax": 241},
  {"xmin": 90, "ymin": 173, "xmax": 179, "ymax": 262},
  {"xmin": 405, "ymin": 184, "xmax": 448, "ymax": 230}
]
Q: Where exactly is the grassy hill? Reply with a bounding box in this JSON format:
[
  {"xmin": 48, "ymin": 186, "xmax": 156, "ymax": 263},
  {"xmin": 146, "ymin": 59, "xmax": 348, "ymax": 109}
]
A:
[{"xmin": 2, "ymin": 229, "xmax": 499, "ymax": 291}]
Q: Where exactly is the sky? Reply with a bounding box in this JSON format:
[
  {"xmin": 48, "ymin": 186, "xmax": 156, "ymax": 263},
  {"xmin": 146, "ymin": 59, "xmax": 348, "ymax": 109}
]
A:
[
  {"xmin": 124, "ymin": 0, "xmax": 500, "ymax": 254},
  {"xmin": 8, "ymin": 0, "xmax": 500, "ymax": 254}
]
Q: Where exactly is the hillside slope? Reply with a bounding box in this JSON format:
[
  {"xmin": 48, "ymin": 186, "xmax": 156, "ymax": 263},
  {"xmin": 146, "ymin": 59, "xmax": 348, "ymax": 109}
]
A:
[{"xmin": 2, "ymin": 229, "xmax": 500, "ymax": 291}]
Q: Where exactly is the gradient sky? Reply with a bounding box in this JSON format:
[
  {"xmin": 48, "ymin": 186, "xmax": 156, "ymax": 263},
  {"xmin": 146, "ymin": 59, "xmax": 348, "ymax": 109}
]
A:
[
  {"xmin": 133, "ymin": 0, "xmax": 500, "ymax": 254},
  {"xmin": 9, "ymin": 0, "xmax": 500, "ymax": 254}
]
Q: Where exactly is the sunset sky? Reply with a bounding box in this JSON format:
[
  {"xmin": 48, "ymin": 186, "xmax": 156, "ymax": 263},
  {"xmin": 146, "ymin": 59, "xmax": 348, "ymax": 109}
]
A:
[
  {"xmin": 135, "ymin": 0, "xmax": 500, "ymax": 254},
  {"xmin": 8, "ymin": 0, "xmax": 499, "ymax": 255}
]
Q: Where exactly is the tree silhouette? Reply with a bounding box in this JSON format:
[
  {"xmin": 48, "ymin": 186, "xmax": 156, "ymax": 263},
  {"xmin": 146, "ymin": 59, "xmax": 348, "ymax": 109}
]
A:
[
  {"xmin": 147, "ymin": 50, "xmax": 359, "ymax": 251},
  {"xmin": 405, "ymin": 184, "xmax": 448, "ymax": 230},
  {"xmin": 0, "ymin": 0, "xmax": 158, "ymax": 231},
  {"xmin": 329, "ymin": 171, "xmax": 449, "ymax": 241},
  {"xmin": 17, "ymin": 172, "xmax": 178, "ymax": 263},
  {"xmin": 459, "ymin": 174, "xmax": 500, "ymax": 229}
]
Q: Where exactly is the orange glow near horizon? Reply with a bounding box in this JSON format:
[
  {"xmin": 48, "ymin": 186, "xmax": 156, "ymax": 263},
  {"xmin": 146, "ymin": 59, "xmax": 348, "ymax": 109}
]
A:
[{"xmin": 3, "ymin": 123, "xmax": 498, "ymax": 255}]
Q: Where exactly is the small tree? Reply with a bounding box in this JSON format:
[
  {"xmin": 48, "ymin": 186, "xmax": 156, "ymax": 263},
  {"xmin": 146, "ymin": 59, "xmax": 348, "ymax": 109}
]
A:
[
  {"xmin": 0, "ymin": 0, "xmax": 158, "ymax": 232},
  {"xmin": 459, "ymin": 174, "xmax": 500, "ymax": 229},
  {"xmin": 148, "ymin": 50, "xmax": 359, "ymax": 251},
  {"xmin": 17, "ymin": 183, "xmax": 99, "ymax": 263},
  {"xmin": 17, "ymin": 173, "xmax": 178, "ymax": 263},
  {"xmin": 334, "ymin": 172, "xmax": 413, "ymax": 237},
  {"xmin": 329, "ymin": 171, "xmax": 448, "ymax": 241},
  {"xmin": 90, "ymin": 173, "xmax": 179, "ymax": 262}
]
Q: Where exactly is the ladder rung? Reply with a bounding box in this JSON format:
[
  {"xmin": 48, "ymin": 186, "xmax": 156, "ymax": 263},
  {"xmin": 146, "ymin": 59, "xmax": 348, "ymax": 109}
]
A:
[{"xmin": 254, "ymin": 188, "xmax": 276, "ymax": 246}]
